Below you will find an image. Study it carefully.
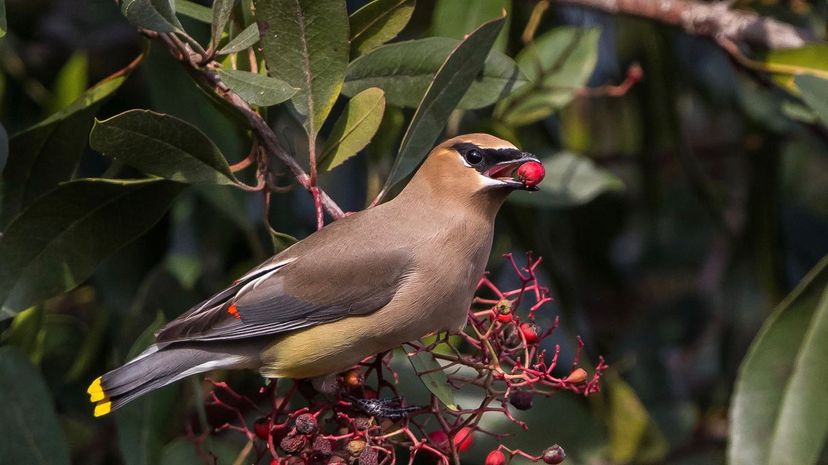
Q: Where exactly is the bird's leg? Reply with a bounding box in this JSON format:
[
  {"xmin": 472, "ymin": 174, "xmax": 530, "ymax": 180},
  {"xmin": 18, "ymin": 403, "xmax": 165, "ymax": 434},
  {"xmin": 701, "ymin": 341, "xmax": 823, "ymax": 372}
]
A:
[{"xmin": 310, "ymin": 373, "xmax": 339, "ymax": 395}]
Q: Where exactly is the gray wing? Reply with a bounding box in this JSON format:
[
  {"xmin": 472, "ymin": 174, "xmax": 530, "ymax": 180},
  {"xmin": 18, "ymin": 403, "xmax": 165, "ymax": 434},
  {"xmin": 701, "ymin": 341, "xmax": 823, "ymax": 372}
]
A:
[{"xmin": 154, "ymin": 247, "xmax": 412, "ymax": 344}]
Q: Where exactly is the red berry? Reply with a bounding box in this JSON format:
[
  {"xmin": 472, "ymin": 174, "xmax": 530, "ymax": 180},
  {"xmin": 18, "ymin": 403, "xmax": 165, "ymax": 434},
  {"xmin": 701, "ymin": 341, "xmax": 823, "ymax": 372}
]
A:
[
  {"xmin": 485, "ymin": 450, "xmax": 507, "ymax": 465},
  {"xmin": 428, "ymin": 430, "xmax": 449, "ymax": 449},
  {"xmin": 254, "ymin": 417, "xmax": 271, "ymax": 440},
  {"xmin": 516, "ymin": 161, "xmax": 545, "ymax": 188},
  {"xmin": 519, "ymin": 322, "xmax": 540, "ymax": 344},
  {"xmin": 453, "ymin": 427, "xmax": 474, "ymax": 453},
  {"xmin": 270, "ymin": 459, "xmax": 280, "ymax": 465},
  {"xmin": 542, "ymin": 445, "xmax": 566, "ymax": 464}
]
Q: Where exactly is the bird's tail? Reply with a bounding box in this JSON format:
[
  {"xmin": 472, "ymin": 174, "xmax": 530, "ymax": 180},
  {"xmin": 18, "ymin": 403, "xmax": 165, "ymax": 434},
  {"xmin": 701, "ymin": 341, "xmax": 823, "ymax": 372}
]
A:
[{"xmin": 87, "ymin": 343, "xmax": 256, "ymax": 416}]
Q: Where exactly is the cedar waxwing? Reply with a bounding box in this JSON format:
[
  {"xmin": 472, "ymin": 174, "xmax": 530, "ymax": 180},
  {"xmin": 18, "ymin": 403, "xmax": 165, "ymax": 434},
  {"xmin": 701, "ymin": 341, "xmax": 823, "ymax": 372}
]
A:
[{"xmin": 87, "ymin": 133, "xmax": 544, "ymax": 416}]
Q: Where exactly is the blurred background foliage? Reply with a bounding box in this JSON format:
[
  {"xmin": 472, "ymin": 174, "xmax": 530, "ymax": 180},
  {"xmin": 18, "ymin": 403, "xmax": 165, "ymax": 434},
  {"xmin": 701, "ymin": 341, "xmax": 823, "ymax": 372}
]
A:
[{"xmin": 1, "ymin": 0, "xmax": 828, "ymax": 464}]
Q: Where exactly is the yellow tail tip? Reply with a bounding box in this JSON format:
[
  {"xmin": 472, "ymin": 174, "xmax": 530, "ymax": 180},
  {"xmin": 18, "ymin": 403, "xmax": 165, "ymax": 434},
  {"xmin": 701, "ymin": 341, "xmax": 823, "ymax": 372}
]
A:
[
  {"xmin": 87, "ymin": 376, "xmax": 102, "ymax": 395},
  {"xmin": 94, "ymin": 400, "xmax": 112, "ymax": 417},
  {"xmin": 88, "ymin": 376, "xmax": 107, "ymax": 402}
]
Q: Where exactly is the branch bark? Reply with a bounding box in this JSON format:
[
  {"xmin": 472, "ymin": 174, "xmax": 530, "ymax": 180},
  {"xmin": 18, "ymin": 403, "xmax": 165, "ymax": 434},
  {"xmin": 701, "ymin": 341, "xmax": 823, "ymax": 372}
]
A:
[
  {"xmin": 556, "ymin": 0, "xmax": 814, "ymax": 50},
  {"xmin": 150, "ymin": 31, "xmax": 345, "ymax": 221}
]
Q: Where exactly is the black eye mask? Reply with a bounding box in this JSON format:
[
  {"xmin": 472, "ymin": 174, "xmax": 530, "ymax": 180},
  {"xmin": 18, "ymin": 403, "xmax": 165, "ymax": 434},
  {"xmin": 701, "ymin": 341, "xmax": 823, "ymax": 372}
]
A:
[{"xmin": 452, "ymin": 143, "xmax": 533, "ymax": 175}]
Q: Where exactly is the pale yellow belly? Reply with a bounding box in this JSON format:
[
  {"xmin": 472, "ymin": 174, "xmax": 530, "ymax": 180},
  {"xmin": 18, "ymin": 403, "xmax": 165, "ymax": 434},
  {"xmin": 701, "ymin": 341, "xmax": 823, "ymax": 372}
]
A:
[{"xmin": 257, "ymin": 300, "xmax": 436, "ymax": 379}]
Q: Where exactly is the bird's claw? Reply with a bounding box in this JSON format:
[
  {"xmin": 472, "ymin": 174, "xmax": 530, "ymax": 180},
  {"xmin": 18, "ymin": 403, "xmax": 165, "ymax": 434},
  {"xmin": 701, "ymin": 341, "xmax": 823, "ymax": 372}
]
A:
[{"xmin": 344, "ymin": 394, "xmax": 424, "ymax": 420}]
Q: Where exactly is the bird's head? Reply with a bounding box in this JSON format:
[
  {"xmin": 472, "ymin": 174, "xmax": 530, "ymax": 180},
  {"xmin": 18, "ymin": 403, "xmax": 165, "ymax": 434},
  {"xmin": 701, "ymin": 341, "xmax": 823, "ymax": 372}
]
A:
[{"xmin": 407, "ymin": 134, "xmax": 544, "ymax": 201}]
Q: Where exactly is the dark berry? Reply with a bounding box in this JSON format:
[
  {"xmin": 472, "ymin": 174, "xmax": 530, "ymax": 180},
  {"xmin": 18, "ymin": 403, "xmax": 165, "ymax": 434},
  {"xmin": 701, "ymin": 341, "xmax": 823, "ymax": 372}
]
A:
[
  {"xmin": 295, "ymin": 413, "xmax": 318, "ymax": 434},
  {"xmin": 542, "ymin": 445, "xmax": 566, "ymax": 464},
  {"xmin": 280, "ymin": 434, "xmax": 306, "ymax": 454},
  {"xmin": 509, "ymin": 391, "xmax": 534, "ymax": 410}
]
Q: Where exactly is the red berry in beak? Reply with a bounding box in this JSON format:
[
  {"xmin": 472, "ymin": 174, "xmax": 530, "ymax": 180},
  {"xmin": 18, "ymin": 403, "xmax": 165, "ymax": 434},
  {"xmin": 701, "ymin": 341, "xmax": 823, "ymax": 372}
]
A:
[{"xmin": 516, "ymin": 161, "xmax": 545, "ymax": 188}]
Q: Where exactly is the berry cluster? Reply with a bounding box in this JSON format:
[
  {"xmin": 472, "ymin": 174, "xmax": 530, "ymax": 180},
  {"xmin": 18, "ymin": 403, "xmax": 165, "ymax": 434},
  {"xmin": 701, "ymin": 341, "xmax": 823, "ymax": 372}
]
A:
[{"xmin": 196, "ymin": 253, "xmax": 606, "ymax": 465}]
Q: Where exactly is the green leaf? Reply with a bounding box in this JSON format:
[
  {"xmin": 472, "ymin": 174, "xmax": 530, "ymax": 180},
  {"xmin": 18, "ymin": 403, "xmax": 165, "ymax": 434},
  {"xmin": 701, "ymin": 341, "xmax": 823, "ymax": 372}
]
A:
[
  {"xmin": 759, "ymin": 44, "xmax": 828, "ymax": 92},
  {"xmin": 116, "ymin": 313, "xmax": 178, "ymax": 465},
  {"xmin": 0, "ymin": 306, "xmax": 45, "ymax": 364},
  {"xmin": 211, "ymin": 0, "xmax": 236, "ymax": 47},
  {"xmin": 0, "ymin": 178, "xmax": 184, "ymax": 319},
  {"xmin": 729, "ymin": 255, "xmax": 828, "ymax": 465},
  {"xmin": 320, "ymin": 87, "xmax": 385, "ymax": 172},
  {"xmin": 254, "ymin": 0, "xmax": 349, "ymax": 135},
  {"xmin": 510, "ymin": 152, "xmax": 624, "ymax": 208},
  {"xmin": 606, "ymin": 375, "xmax": 669, "ymax": 463},
  {"xmin": 408, "ymin": 348, "xmax": 457, "ymax": 410},
  {"xmin": 216, "ymin": 68, "xmax": 298, "ymax": 107},
  {"xmin": 496, "ymin": 27, "xmax": 600, "ymax": 126},
  {"xmin": 0, "ymin": 347, "xmax": 71, "ymax": 465},
  {"xmin": 380, "ymin": 16, "xmax": 505, "ymax": 195},
  {"xmin": 90, "ymin": 109, "xmax": 237, "ymax": 185},
  {"xmin": 0, "ymin": 0, "xmax": 6, "ymax": 38},
  {"xmin": 432, "ymin": 0, "xmax": 510, "ymax": 51},
  {"xmin": 216, "ymin": 23, "xmax": 259, "ymax": 55},
  {"xmin": 0, "ymin": 122, "xmax": 7, "ymax": 173},
  {"xmin": 349, "ymin": 0, "xmax": 415, "ymax": 57},
  {"xmin": 121, "ymin": 0, "xmax": 183, "ymax": 32},
  {"xmin": 159, "ymin": 438, "xmax": 240, "ymax": 465},
  {"xmin": 343, "ymin": 37, "xmax": 527, "ymax": 110},
  {"xmin": 795, "ymin": 75, "xmax": 828, "ymax": 125},
  {"xmin": 48, "ymin": 52, "xmax": 88, "ymax": 115},
  {"xmin": 175, "ymin": 0, "xmax": 212, "ymax": 23},
  {"xmin": 1, "ymin": 76, "xmax": 126, "ymax": 228}
]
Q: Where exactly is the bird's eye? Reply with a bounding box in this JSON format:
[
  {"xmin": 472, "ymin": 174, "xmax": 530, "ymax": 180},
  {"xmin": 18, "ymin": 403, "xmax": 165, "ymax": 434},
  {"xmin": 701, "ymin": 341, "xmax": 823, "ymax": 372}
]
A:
[{"xmin": 465, "ymin": 149, "xmax": 483, "ymax": 165}]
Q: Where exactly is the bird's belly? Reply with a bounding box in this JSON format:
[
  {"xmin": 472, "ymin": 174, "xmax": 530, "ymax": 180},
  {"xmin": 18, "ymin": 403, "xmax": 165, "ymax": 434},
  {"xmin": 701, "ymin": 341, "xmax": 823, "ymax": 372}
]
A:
[{"xmin": 258, "ymin": 303, "xmax": 440, "ymax": 379}]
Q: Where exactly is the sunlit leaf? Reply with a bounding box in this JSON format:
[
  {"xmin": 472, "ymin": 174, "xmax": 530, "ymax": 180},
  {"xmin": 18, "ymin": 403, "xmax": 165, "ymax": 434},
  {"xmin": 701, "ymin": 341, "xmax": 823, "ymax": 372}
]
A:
[
  {"xmin": 216, "ymin": 68, "xmax": 298, "ymax": 107},
  {"xmin": 175, "ymin": 0, "xmax": 211, "ymax": 23},
  {"xmin": 90, "ymin": 109, "xmax": 237, "ymax": 185},
  {"xmin": 0, "ymin": 347, "xmax": 71, "ymax": 465},
  {"xmin": 349, "ymin": 0, "xmax": 415, "ymax": 57},
  {"xmin": 607, "ymin": 375, "xmax": 669, "ymax": 463},
  {"xmin": 380, "ymin": 15, "xmax": 505, "ymax": 195},
  {"xmin": 408, "ymin": 348, "xmax": 457, "ymax": 410},
  {"xmin": 729, "ymin": 255, "xmax": 828, "ymax": 465},
  {"xmin": 0, "ymin": 0, "xmax": 6, "ymax": 38},
  {"xmin": 0, "ymin": 178, "xmax": 184, "ymax": 319},
  {"xmin": 0, "ymin": 306, "xmax": 44, "ymax": 364},
  {"xmin": 510, "ymin": 152, "xmax": 624, "ymax": 207},
  {"xmin": 121, "ymin": 0, "xmax": 182, "ymax": 32},
  {"xmin": 496, "ymin": 27, "xmax": 599, "ymax": 126},
  {"xmin": 343, "ymin": 37, "xmax": 527, "ymax": 110},
  {"xmin": 795, "ymin": 75, "xmax": 828, "ymax": 125},
  {"xmin": 759, "ymin": 44, "xmax": 828, "ymax": 92},
  {"xmin": 432, "ymin": 0, "xmax": 510, "ymax": 51},
  {"xmin": 216, "ymin": 23, "xmax": 259, "ymax": 55},
  {"xmin": 48, "ymin": 52, "xmax": 88, "ymax": 115},
  {"xmin": 320, "ymin": 87, "xmax": 385, "ymax": 172},
  {"xmin": 1, "ymin": 76, "xmax": 126, "ymax": 228},
  {"xmin": 254, "ymin": 0, "xmax": 349, "ymax": 135}
]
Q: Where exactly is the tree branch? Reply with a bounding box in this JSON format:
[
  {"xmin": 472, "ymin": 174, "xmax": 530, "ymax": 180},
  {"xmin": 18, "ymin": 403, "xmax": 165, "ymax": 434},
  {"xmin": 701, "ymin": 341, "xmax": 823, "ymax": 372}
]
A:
[
  {"xmin": 148, "ymin": 30, "xmax": 345, "ymax": 220},
  {"xmin": 556, "ymin": 0, "xmax": 814, "ymax": 49}
]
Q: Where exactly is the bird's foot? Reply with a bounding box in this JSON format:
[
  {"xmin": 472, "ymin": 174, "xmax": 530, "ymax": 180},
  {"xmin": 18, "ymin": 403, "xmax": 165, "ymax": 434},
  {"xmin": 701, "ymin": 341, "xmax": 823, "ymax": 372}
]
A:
[{"xmin": 344, "ymin": 394, "xmax": 425, "ymax": 420}]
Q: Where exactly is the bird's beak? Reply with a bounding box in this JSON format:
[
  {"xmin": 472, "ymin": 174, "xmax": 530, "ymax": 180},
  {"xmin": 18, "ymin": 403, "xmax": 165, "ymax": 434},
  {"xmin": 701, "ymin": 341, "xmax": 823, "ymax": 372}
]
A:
[{"xmin": 482, "ymin": 153, "xmax": 542, "ymax": 191}]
